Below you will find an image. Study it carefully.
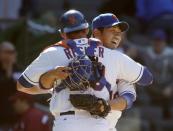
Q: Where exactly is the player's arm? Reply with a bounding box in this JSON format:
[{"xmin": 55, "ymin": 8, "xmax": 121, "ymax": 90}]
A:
[
  {"xmin": 17, "ymin": 48, "xmax": 61, "ymax": 94},
  {"xmin": 39, "ymin": 66, "xmax": 71, "ymax": 89},
  {"xmin": 17, "ymin": 66, "xmax": 71, "ymax": 94},
  {"xmin": 17, "ymin": 82, "xmax": 50, "ymax": 94},
  {"xmin": 109, "ymin": 97, "xmax": 127, "ymax": 110},
  {"xmin": 109, "ymin": 80, "xmax": 136, "ymax": 110},
  {"xmin": 117, "ymin": 52, "xmax": 153, "ymax": 86}
]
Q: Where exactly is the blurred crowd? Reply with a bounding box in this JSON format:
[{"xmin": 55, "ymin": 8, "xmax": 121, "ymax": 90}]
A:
[
  {"xmin": 0, "ymin": 0, "xmax": 173, "ymax": 131},
  {"xmin": 0, "ymin": 41, "xmax": 52, "ymax": 131}
]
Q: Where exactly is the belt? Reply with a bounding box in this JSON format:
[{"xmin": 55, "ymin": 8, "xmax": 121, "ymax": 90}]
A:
[
  {"xmin": 60, "ymin": 111, "xmax": 75, "ymax": 116},
  {"xmin": 59, "ymin": 110, "xmax": 93, "ymax": 117}
]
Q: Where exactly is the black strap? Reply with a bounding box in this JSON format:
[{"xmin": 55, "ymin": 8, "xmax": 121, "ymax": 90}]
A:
[{"xmin": 60, "ymin": 111, "xmax": 75, "ymax": 116}]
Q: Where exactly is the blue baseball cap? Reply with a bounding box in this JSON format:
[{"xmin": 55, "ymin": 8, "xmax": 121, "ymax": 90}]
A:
[
  {"xmin": 59, "ymin": 10, "xmax": 89, "ymax": 33},
  {"xmin": 92, "ymin": 13, "xmax": 129, "ymax": 32},
  {"xmin": 151, "ymin": 29, "xmax": 166, "ymax": 40}
]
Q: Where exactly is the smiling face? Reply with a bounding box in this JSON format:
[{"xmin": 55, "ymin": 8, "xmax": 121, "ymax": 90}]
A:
[{"xmin": 94, "ymin": 26, "xmax": 122, "ymax": 49}]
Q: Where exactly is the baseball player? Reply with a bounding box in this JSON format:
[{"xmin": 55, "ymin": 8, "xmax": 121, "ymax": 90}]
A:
[
  {"xmin": 17, "ymin": 10, "xmax": 153, "ymax": 131},
  {"xmin": 90, "ymin": 13, "xmax": 142, "ymax": 131}
]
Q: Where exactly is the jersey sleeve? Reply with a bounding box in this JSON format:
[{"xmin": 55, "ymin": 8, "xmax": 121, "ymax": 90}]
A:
[
  {"xmin": 117, "ymin": 53, "xmax": 144, "ymax": 84},
  {"xmin": 18, "ymin": 48, "xmax": 57, "ymax": 87},
  {"xmin": 117, "ymin": 80, "xmax": 136, "ymax": 101}
]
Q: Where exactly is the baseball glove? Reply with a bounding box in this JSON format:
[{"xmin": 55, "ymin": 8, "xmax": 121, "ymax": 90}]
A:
[{"xmin": 70, "ymin": 94, "xmax": 111, "ymax": 118}]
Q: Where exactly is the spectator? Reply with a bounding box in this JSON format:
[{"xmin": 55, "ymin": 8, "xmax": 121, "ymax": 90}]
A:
[
  {"xmin": 0, "ymin": 41, "xmax": 21, "ymax": 130},
  {"xmin": 141, "ymin": 30, "xmax": 173, "ymax": 87},
  {"xmin": 9, "ymin": 92, "xmax": 52, "ymax": 131},
  {"xmin": 0, "ymin": 41, "xmax": 21, "ymax": 79},
  {"xmin": 138, "ymin": 30, "xmax": 173, "ymax": 117}
]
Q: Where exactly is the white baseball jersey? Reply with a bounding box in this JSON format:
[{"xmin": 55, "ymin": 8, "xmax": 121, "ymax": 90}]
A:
[
  {"xmin": 19, "ymin": 38, "xmax": 140, "ymax": 131},
  {"xmin": 106, "ymin": 80, "xmax": 136, "ymax": 131}
]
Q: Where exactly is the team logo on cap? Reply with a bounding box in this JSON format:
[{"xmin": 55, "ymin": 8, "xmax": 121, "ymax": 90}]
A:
[
  {"xmin": 68, "ymin": 15, "xmax": 77, "ymax": 25},
  {"xmin": 112, "ymin": 15, "xmax": 117, "ymax": 20}
]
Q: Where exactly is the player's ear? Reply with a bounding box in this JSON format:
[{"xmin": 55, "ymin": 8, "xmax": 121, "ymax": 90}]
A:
[
  {"xmin": 93, "ymin": 29, "xmax": 102, "ymax": 38},
  {"xmin": 60, "ymin": 32, "xmax": 67, "ymax": 39}
]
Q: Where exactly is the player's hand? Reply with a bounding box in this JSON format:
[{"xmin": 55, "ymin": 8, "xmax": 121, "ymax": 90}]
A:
[
  {"xmin": 52, "ymin": 66, "xmax": 71, "ymax": 80},
  {"xmin": 39, "ymin": 66, "xmax": 71, "ymax": 90}
]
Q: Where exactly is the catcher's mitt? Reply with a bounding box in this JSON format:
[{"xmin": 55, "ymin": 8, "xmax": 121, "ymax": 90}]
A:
[{"xmin": 70, "ymin": 94, "xmax": 111, "ymax": 118}]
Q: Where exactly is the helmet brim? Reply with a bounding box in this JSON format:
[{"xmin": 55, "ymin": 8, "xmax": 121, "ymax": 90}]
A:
[{"xmin": 59, "ymin": 22, "xmax": 89, "ymax": 33}]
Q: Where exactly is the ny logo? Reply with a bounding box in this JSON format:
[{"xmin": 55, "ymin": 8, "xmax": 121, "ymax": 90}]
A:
[{"xmin": 68, "ymin": 15, "xmax": 77, "ymax": 25}]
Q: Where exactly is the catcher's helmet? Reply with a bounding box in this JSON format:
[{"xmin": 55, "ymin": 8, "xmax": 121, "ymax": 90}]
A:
[{"xmin": 59, "ymin": 9, "xmax": 89, "ymax": 33}]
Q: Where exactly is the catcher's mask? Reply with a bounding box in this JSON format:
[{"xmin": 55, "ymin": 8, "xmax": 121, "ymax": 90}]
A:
[{"xmin": 62, "ymin": 55, "xmax": 93, "ymax": 91}]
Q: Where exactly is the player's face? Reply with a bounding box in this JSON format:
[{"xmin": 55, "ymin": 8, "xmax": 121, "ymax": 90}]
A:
[{"xmin": 100, "ymin": 26, "xmax": 122, "ymax": 49}]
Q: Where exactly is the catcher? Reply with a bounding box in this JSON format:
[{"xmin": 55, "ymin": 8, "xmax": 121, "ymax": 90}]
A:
[{"xmin": 17, "ymin": 10, "xmax": 153, "ymax": 131}]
